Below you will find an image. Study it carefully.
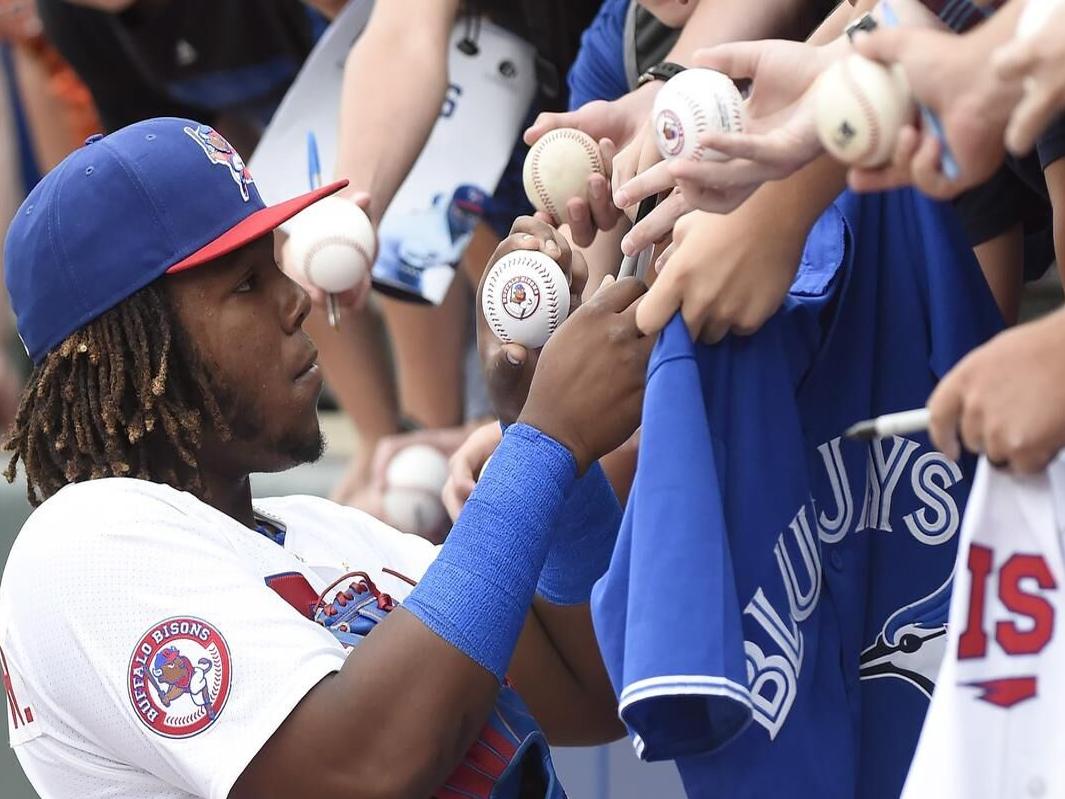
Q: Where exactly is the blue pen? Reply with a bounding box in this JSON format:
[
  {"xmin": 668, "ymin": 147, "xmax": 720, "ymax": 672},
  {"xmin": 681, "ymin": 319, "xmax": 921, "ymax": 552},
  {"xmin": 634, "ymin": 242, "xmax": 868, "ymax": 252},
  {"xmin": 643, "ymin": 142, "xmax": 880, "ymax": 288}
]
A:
[
  {"xmin": 878, "ymin": 0, "xmax": 960, "ymax": 180},
  {"xmin": 306, "ymin": 131, "xmax": 339, "ymax": 328},
  {"xmin": 307, "ymin": 131, "xmax": 322, "ymax": 191}
]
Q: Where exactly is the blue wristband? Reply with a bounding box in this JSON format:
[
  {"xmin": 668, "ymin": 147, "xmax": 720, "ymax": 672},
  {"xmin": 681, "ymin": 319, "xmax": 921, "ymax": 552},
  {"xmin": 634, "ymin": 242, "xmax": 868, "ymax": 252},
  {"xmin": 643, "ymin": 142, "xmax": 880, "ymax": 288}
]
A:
[
  {"xmin": 403, "ymin": 423, "xmax": 576, "ymax": 681},
  {"xmin": 536, "ymin": 461, "xmax": 622, "ymax": 605}
]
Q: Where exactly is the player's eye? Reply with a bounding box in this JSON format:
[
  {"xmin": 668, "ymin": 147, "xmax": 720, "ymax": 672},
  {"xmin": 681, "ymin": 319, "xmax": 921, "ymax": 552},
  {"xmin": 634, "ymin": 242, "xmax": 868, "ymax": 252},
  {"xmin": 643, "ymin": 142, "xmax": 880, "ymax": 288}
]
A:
[{"xmin": 234, "ymin": 273, "xmax": 256, "ymax": 293}]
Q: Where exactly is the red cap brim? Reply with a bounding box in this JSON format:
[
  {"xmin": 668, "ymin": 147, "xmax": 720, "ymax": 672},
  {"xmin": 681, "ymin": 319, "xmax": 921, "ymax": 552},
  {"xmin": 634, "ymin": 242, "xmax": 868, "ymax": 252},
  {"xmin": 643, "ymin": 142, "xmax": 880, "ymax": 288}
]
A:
[{"xmin": 165, "ymin": 179, "xmax": 349, "ymax": 274}]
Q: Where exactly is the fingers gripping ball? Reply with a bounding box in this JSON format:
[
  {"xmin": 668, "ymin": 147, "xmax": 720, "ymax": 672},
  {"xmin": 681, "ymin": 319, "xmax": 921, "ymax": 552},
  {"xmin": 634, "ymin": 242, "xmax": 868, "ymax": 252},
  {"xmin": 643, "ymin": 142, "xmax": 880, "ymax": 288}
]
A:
[
  {"xmin": 482, "ymin": 250, "xmax": 571, "ymax": 349},
  {"xmin": 812, "ymin": 54, "xmax": 915, "ymax": 168},
  {"xmin": 382, "ymin": 444, "xmax": 451, "ymax": 540},
  {"xmin": 522, "ymin": 128, "xmax": 605, "ymax": 225},
  {"xmin": 652, "ymin": 68, "xmax": 745, "ymax": 162},
  {"xmin": 285, "ymin": 197, "xmax": 376, "ymax": 293}
]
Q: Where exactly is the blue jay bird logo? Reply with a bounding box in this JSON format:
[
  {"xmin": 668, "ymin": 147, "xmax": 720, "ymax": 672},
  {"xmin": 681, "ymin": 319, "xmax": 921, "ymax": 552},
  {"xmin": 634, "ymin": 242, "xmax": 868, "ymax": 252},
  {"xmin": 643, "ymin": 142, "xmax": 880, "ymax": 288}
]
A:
[{"xmin": 859, "ymin": 579, "xmax": 952, "ymax": 697}]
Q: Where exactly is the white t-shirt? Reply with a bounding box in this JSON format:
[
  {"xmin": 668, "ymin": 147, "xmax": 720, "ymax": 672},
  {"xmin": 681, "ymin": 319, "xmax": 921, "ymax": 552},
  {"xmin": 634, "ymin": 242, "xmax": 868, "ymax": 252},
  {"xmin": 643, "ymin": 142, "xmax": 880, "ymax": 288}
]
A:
[
  {"xmin": 0, "ymin": 478, "xmax": 440, "ymax": 799},
  {"xmin": 902, "ymin": 456, "xmax": 1065, "ymax": 798}
]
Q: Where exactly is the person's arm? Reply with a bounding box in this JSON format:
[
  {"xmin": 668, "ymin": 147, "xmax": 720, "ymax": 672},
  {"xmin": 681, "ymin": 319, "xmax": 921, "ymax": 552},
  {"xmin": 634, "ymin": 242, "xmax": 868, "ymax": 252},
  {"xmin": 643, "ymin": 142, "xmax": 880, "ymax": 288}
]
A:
[
  {"xmin": 1044, "ymin": 157, "xmax": 1065, "ymax": 277},
  {"xmin": 233, "ymin": 226, "xmax": 652, "ymax": 799},
  {"xmin": 848, "ymin": 0, "xmax": 1027, "ymax": 198},
  {"xmin": 525, "ymin": 0, "xmax": 813, "ymax": 151},
  {"xmin": 616, "ymin": 0, "xmax": 877, "ymax": 251},
  {"xmin": 333, "ymin": 0, "xmax": 459, "ymax": 224},
  {"xmin": 637, "ymin": 148, "xmax": 849, "ymax": 342}
]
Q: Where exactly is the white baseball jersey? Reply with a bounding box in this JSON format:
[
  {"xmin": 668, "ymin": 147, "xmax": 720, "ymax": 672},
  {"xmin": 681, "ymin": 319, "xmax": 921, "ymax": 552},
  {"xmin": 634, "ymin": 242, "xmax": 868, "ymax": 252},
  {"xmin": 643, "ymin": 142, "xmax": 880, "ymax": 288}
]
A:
[
  {"xmin": 902, "ymin": 456, "xmax": 1065, "ymax": 798},
  {"xmin": 0, "ymin": 477, "xmax": 439, "ymax": 799}
]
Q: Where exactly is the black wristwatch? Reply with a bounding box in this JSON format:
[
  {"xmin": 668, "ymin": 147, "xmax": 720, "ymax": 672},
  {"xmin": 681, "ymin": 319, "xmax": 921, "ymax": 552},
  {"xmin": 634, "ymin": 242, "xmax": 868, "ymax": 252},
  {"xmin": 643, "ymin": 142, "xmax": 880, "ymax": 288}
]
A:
[
  {"xmin": 845, "ymin": 12, "xmax": 879, "ymax": 42},
  {"xmin": 636, "ymin": 61, "xmax": 686, "ymax": 88}
]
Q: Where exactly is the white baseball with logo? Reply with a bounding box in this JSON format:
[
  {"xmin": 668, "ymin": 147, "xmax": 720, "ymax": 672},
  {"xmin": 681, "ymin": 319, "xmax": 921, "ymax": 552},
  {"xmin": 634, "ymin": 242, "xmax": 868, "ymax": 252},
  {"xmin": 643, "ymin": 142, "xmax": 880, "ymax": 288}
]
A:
[
  {"xmin": 522, "ymin": 128, "xmax": 604, "ymax": 225},
  {"xmin": 481, "ymin": 249, "xmax": 570, "ymax": 349},
  {"xmin": 285, "ymin": 196, "xmax": 375, "ymax": 293},
  {"xmin": 813, "ymin": 54, "xmax": 915, "ymax": 168},
  {"xmin": 651, "ymin": 68, "xmax": 745, "ymax": 162},
  {"xmin": 382, "ymin": 444, "xmax": 451, "ymax": 540},
  {"xmin": 902, "ymin": 456, "xmax": 1065, "ymax": 798}
]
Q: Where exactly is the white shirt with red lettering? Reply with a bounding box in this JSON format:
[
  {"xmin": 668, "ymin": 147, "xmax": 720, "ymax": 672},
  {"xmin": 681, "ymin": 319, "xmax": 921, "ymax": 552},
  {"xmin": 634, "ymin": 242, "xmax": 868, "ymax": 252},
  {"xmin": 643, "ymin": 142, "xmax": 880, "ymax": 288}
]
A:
[
  {"xmin": 902, "ymin": 456, "xmax": 1065, "ymax": 798},
  {"xmin": 0, "ymin": 477, "xmax": 439, "ymax": 799}
]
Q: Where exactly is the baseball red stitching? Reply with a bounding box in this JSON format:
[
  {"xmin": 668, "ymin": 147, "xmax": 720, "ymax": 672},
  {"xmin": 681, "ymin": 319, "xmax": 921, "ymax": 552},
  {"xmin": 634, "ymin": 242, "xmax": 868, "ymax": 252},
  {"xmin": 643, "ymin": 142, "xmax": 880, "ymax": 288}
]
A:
[
  {"xmin": 302, "ymin": 235, "xmax": 372, "ymax": 284},
  {"xmin": 839, "ymin": 59, "xmax": 880, "ymax": 166},
  {"xmin": 530, "ymin": 130, "xmax": 603, "ymax": 222}
]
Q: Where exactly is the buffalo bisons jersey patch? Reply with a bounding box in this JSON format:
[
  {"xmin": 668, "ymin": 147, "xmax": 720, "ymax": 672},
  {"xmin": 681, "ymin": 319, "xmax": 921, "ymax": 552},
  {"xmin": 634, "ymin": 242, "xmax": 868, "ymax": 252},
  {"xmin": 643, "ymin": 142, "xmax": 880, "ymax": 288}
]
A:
[{"xmin": 127, "ymin": 617, "xmax": 231, "ymax": 738}]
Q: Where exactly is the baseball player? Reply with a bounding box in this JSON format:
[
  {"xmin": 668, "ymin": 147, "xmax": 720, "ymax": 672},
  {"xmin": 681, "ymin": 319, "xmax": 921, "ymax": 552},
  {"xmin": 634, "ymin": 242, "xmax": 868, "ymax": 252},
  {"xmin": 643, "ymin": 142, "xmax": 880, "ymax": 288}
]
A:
[
  {"xmin": 901, "ymin": 455, "xmax": 1065, "ymax": 798},
  {"xmin": 0, "ymin": 117, "xmax": 651, "ymax": 798},
  {"xmin": 592, "ymin": 187, "xmax": 1004, "ymax": 798}
]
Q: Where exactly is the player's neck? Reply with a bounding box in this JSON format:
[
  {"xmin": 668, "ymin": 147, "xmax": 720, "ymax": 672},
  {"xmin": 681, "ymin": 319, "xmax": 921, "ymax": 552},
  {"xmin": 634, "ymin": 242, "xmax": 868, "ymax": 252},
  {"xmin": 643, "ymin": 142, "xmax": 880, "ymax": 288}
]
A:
[{"xmin": 196, "ymin": 468, "xmax": 256, "ymax": 530}]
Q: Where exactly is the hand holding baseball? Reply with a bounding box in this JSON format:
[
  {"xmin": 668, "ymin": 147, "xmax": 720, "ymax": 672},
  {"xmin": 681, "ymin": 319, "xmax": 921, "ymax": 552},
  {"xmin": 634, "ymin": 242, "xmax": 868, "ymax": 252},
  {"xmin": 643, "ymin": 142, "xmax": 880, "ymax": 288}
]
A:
[
  {"xmin": 279, "ymin": 191, "xmax": 375, "ymax": 310},
  {"xmin": 614, "ymin": 40, "xmax": 840, "ymax": 252},
  {"xmin": 523, "ymin": 128, "xmax": 618, "ymax": 247},
  {"xmin": 476, "ymin": 217, "xmax": 588, "ymax": 425},
  {"xmin": 847, "ymin": 26, "xmax": 1020, "ymax": 199}
]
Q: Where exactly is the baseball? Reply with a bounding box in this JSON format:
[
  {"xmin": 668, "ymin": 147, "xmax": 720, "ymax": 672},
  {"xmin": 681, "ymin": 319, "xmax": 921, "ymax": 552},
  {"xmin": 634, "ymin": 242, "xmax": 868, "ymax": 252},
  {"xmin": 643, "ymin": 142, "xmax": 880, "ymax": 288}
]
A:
[
  {"xmin": 284, "ymin": 196, "xmax": 376, "ymax": 293},
  {"xmin": 652, "ymin": 68, "xmax": 745, "ymax": 162},
  {"xmin": 382, "ymin": 444, "xmax": 451, "ymax": 540},
  {"xmin": 522, "ymin": 128, "xmax": 605, "ymax": 225},
  {"xmin": 812, "ymin": 54, "xmax": 915, "ymax": 168},
  {"xmin": 481, "ymin": 249, "xmax": 571, "ymax": 349}
]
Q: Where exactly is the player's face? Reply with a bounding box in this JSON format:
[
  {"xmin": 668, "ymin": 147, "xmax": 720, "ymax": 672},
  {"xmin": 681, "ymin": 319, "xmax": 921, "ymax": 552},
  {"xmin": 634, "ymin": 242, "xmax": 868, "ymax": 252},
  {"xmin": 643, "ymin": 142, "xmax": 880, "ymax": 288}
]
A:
[
  {"xmin": 637, "ymin": 0, "xmax": 698, "ymax": 26},
  {"xmin": 164, "ymin": 232, "xmax": 324, "ymax": 474}
]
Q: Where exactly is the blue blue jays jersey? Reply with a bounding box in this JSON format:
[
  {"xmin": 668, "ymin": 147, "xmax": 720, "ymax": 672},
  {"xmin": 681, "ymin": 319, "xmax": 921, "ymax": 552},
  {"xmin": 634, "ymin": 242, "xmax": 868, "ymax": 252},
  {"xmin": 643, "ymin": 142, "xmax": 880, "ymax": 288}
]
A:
[{"xmin": 591, "ymin": 188, "xmax": 1004, "ymax": 798}]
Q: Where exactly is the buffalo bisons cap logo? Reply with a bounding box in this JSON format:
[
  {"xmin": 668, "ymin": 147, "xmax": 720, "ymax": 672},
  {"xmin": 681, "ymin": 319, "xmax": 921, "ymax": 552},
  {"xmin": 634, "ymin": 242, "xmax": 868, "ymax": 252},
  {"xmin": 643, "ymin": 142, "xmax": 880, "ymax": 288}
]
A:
[
  {"xmin": 128, "ymin": 617, "xmax": 231, "ymax": 738},
  {"xmin": 183, "ymin": 124, "xmax": 254, "ymax": 202},
  {"xmin": 501, "ymin": 276, "xmax": 540, "ymax": 320}
]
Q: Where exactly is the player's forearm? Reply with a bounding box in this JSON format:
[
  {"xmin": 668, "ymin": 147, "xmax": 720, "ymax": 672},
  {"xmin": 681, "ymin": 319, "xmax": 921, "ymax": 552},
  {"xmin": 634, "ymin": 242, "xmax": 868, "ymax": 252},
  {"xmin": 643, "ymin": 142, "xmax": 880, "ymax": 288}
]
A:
[
  {"xmin": 511, "ymin": 599, "xmax": 625, "ymax": 746},
  {"xmin": 235, "ymin": 426, "xmax": 577, "ymax": 799},
  {"xmin": 334, "ymin": 3, "xmax": 455, "ymax": 224}
]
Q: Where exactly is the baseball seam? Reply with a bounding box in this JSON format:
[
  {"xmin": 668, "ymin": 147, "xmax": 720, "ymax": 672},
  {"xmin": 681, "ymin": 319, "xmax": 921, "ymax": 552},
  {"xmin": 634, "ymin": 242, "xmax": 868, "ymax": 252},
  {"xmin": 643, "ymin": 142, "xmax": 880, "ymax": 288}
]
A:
[
  {"xmin": 682, "ymin": 90, "xmax": 710, "ymax": 161},
  {"xmin": 839, "ymin": 60, "xmax": 880, "ymax": 166},
  {"xmin": 529, "ymin": 256, "xmax": 561, "ymax": 334},
  {"xmin": 302, "ymin": 235, "xmax": 372, "ymax": 286},
  {"xmin": 531, "ymin": 130, "xmax": 603, "ymax": 222},
  {"xmin": 483, "ymin": 262, "xmax": 510, "ymax": 342}
]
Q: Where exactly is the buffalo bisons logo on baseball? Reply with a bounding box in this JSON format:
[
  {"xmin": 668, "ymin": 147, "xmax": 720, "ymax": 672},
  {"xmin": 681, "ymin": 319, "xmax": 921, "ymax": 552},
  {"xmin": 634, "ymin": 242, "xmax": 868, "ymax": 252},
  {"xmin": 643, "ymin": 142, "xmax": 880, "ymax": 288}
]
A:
[
  {"xmin": 655, "ymin": 110, "xmax": 686, "ymax": 158},
  {"xmin": 183, "ymin": 125, "xmax": 254, "ymax": 202},
  {"xmin": 128, "ymin": 617, "xmax": 231, "ymax": 738},
  {"xmin": 501, "ymin": 276, "xmax": 540, "ymax": 320}
]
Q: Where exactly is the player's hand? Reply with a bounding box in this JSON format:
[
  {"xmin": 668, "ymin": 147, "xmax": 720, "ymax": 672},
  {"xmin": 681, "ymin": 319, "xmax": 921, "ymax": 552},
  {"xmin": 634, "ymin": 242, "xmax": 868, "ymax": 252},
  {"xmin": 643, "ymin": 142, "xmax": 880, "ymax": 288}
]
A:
[
  {"xmin": 533, "ymin": 138, "xmax": 622, "ymax": 248},
  {"xmin": 442, "ymin": 421, "xmax": 503, "ymax": 521},
  {"xmin": 476, "ymin": 217, "xmax": 589, "ymax": 425},
  {"xmin": 520, "ymin": 276, "xmax": 652, "ymax": 473},
  {"xmin": 277, "ymin": 191, "xmax": 374, "ymax": 311},
  {"xmin": 994, "ymin": 8, "xmax": 1065, "ymax": 156},
  {"xmin": 847, "ymin": 26, "xmax": 1020, "ymax": 199},
  {"xmin": 636, "ymin": 204, "xmax": 804, "ymax": 342},
  {"xmin": 928, "ymin": 307, "xmax": 1065, "ymax": 474}
]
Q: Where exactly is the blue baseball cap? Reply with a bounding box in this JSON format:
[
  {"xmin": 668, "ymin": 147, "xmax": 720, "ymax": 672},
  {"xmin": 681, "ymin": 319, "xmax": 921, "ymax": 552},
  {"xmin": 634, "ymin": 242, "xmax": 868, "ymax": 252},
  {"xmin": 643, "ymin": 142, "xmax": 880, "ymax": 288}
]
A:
[{"xmin": 3, "ymin": 117, "xmax": 347, "ymax": 364}]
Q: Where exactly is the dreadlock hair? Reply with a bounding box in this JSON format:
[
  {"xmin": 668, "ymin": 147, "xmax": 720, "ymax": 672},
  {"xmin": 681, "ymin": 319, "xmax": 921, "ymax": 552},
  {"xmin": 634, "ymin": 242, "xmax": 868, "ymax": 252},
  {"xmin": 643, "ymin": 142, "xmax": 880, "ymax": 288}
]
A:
[{"xmin": 3, "ymin": 281, "xmax": 231, "ymax": 507}]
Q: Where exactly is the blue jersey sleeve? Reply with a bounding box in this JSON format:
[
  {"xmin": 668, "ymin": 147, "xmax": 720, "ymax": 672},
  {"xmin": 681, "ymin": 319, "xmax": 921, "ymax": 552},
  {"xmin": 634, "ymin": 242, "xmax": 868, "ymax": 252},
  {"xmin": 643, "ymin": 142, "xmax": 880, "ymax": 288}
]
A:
[{"xmin": 566, "ymin": 0, "xmax": 631, "ymax": 110}]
